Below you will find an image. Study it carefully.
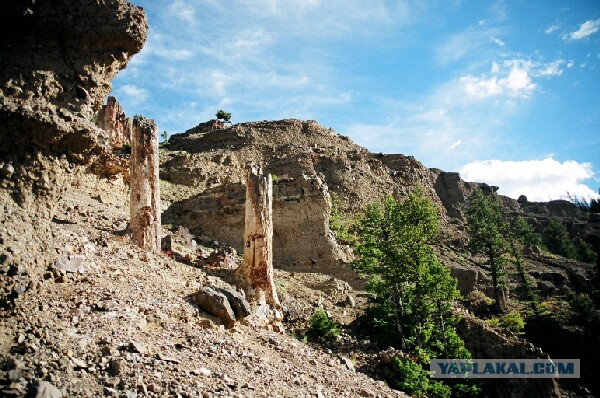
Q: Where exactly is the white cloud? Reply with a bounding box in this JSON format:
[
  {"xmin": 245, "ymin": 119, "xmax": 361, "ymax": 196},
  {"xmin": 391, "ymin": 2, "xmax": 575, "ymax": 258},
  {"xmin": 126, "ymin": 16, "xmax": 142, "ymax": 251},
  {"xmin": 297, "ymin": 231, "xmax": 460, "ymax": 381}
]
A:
[
  {"xmin": 447, "ymin": 140, "xmax": 462, "ymax": 151},
  {"xmin": 457, "ymin": 58, "xmax": 567, "ymax": 99},
  {"xmin": 436, "ymin": 28, "xmax": 506, "ymax": 64},
  {"xmin": 168, "ymin": 1, "xmax": 196, "ymax": 23},
  {"xmin": 230, "ymin": 29, "xmax": 274, "ymax": 56},
  {"xmin": 460, "ymin": 59, "xmax": 537, "ymax": 99},
  {"xmin": 537, "ymin": 59, "xmax": 564, "ymax": 77},
  {"xmin": 544, "ymin": 24, "xmax": 560, "ymax": 34},
  {"xmin": 459, "ymin": 158, "xmax": 599, "ymax": 201},
  {"xmin": 491, "ymin": 37, "xmax": 505, "ymax": 47},
  {"xmin": 563, "ymin": 18, "xmax": 600, "ymax": 41},
  {"xmin": 117, "ymin": 84, "xmax": 148, "ymax": 106}
]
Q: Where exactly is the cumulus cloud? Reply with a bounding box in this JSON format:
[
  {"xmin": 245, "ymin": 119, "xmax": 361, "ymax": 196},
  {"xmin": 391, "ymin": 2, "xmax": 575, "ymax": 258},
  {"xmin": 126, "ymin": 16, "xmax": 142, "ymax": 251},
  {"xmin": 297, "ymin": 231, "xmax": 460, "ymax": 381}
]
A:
[
  {"xmin": 458, "ymin": 58, "xmax": 567, "ymax": 99},
  {"xmin": 563, "ymin": 18, "xmax": 600, "ymax": 41},
  {"xmin": 459, "ymin": 59, "xmax": 537, "ymax": 98},
  {"xmin": 537, "ymin": 59, "xmax": 564, "ymax": 77},
  {"xmin": 459, "ymin": 158, "xmax": 599, "ymax": 201}
]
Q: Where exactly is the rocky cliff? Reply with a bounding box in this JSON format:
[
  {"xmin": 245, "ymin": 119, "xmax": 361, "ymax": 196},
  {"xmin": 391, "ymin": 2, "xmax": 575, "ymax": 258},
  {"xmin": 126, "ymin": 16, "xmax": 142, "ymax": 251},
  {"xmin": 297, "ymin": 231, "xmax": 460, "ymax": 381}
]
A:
[
  {"xmin": 160, "ymin": 119, "xmax": 598, "ymax": 295},
  {"xmin": 0, "ymin": 0, "xmax": 147, "ymax": 308},
  {"xmin": 161, "ymin": 119, "xmax": 444, "ymax": 275}
]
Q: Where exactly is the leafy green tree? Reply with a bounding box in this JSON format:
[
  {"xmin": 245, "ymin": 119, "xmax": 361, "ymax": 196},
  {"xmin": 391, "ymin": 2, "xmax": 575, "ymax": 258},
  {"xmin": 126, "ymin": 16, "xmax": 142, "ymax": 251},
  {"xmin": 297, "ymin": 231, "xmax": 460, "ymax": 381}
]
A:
[
  {"xmin": 161, "ymin": 130, "xmax": 169, "ymax": 143},
  {"xmin": 543, "ymin": 219, "xmax": 577, "ymax": 259},
  {"xmin": 466, "ymin": 189, "xmax": 509, "ymax": 312},
  {"xmin": 215, "ymin": 109, "xmax": 232, "ymax": 123},
  {"xmin": 353, "ymin": 190, "xmax": 468, "ymax": 356}
]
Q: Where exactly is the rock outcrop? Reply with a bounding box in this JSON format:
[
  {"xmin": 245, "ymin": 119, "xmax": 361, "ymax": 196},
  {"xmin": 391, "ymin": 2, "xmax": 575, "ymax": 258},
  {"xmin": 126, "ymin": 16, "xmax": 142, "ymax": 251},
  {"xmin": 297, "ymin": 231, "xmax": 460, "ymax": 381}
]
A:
[
  {"xmin": 96, "ymin": 96, "xmax": 133, "ymax": 149},
  {"xmin": 161, "ymin": 119, "xmax": 439, "ymax": 278},
  {"xmin": 457, "ymin": 312, "xmax": 560, "ymax": 398},
  {"xmin": 0, "ymin": 0, "xmax": 147, "ymax": 307},
  {"xmin": 160, "ymin": 119, "xmax": 600, "ymax": 295}
]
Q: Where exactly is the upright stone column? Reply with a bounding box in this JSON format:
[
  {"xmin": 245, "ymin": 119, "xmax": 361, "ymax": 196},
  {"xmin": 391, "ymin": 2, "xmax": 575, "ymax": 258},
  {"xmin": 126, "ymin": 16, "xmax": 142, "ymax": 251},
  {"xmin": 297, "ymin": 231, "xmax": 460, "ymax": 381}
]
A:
[
  {"xmin": 237, "ymin": 165, "xmax": 281, "ymax": 308},
  {"xmin": 130, "ymin": 116, "xmax": 160, "ymax": 252}
]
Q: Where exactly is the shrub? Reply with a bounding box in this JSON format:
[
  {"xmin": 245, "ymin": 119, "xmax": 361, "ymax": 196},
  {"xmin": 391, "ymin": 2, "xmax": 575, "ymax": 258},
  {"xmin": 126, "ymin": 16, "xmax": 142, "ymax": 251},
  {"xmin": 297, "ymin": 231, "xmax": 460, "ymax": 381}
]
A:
[
  {"xmin": 500, "ymin": 311, "xmax": 525, "ymax": 335},
  {"xmin": 394, "ymin": 358, "xmax": 430, "ymax": 397},
  {"xmin": 306, "ymin": 310, "xmax": 340, "ymax": 343},
  {"xmin": 215, "ymin": 109, "xmax": 232, "ymax": 123},
  {"xmin": 465, "ymin": 290, "xmax": 494, "ymax": 314}
]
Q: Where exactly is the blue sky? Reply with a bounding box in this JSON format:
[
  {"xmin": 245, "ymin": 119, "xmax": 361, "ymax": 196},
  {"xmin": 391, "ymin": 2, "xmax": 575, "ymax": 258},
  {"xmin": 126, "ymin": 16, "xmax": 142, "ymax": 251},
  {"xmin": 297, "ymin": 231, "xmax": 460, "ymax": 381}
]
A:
[{"xmin": 112, "ymin": 0, "xmax": 600, "ymax": 201}]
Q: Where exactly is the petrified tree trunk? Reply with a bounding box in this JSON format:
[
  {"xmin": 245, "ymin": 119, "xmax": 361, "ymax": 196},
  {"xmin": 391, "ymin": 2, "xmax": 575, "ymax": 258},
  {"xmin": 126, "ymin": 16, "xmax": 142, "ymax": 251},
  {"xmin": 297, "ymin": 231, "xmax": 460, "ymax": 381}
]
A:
[
  {"xmin": 130, "ymin": 116, "xmax": 160, "ymax": 252},
  {"xmin": 237, "ymin": 165, "xmax": 281, "ymax": 308}
]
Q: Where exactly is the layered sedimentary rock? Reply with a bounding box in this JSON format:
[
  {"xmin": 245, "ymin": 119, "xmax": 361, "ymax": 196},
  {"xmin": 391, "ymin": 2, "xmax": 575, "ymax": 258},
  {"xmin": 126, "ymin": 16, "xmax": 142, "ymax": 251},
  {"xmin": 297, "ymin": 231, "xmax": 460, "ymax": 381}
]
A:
[
  {"xmin": 164, "ymin": 171, "xmax": 348, "ymax": 275},
  {"xmin": 0, "ymin": 0, "xmax": 147, "ymax": 307},
  {"xmin": 161, "ymin": 119, "xmax": 437, "ymax": 277},
  {"xmin": 161, "ymin": 118, "xmax": 599, "ymax": 295}
]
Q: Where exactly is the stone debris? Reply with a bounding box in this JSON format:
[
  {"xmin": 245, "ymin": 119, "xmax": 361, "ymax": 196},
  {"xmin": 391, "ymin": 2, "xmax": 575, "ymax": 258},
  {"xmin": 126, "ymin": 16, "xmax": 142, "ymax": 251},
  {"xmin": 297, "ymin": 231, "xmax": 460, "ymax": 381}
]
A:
[
  {"xmin": 29, "ymin": 380, "xmax": 62, "ymax": 398},
  {"xmin": 52, "ymin": 255, "xmax": 86, "ymax": 274}
]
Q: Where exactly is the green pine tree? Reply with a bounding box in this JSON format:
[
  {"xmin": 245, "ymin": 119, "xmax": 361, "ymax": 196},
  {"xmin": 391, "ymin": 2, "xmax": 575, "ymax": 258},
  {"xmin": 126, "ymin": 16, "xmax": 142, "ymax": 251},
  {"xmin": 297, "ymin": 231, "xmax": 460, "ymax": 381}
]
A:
[{"xmin": 466, "ymin": 189, "xmax": 509, "ymax": 312}]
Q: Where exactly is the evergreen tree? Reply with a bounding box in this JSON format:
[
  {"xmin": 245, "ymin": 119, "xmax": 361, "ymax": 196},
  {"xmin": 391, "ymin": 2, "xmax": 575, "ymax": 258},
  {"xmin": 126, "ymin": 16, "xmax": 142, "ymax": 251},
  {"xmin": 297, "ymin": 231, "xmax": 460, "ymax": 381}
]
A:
[
  {"xmin": 215, "ymin": 109, "xmax": 232, "ymax": 123},
  {"xmin": 508, "ymin": 216, "xmax": 541, "ymax": 311},
  {"xmin": 466, "ymin": 189, "xmax": 509, "ymax": 312},
  {"xmin": 543, "ymin": 219, "xmax": 577, "ymax": 259}
]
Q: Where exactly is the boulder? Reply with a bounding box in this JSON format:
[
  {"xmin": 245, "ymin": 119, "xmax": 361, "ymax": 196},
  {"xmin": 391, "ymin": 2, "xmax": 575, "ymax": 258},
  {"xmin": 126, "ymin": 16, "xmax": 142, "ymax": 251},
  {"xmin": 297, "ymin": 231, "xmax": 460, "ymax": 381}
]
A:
[
  {"xmin": 215, "ymin": 286, "xmax": 252, "ymax": 320},
  {"xmin": 29, "ymin": 380, "xmax": 62, "ymax": 398},
  {"xmin": 449, "ymin": 266, "xmax": 478, "ymax": 295},
  {"xmin": 194, "ymin": 286, "xmax": 236, "ymax": 328},
  {"xmin": 52, "ymin": 255, "xmax": 86, "ymax": 274}
]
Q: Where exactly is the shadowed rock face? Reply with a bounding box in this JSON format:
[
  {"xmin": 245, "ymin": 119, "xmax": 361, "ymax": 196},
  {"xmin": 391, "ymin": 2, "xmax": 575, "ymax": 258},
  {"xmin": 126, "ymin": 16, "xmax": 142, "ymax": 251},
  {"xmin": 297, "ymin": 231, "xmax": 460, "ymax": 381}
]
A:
[
  {"xmin": 0, "ymin": 0, "xmax": 147, "ymax": 159},
  {"xmin": 0, "ymin": 0, "xmax": 147, "ymax": 308}
]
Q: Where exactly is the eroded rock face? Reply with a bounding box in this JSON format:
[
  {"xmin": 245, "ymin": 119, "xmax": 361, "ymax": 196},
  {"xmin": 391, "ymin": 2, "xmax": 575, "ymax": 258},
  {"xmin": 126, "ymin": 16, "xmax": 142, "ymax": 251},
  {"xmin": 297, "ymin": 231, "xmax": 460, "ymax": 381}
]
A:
[
  {"xmin": 161, "ymin": 119, "xmax": 438, "ymax": 278},
  {"xmin": 457, "ymin": 312, "xmax": 560, "ymax": 398},
  {"xmin": 96, "ymin": 96, "xmax": 133, "ymax": 149},
  {"xmin": 0, "ymin": 0, "xmax": 147, "ymax": 307}
]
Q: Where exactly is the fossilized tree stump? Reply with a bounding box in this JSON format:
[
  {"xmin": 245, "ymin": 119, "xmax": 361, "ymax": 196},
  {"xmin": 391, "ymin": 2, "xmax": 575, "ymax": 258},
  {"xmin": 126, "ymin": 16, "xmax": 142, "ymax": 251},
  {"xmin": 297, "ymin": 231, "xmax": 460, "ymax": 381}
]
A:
[
  {"xmin": 236, "ymin": 165, "xmax": 281, "ymax": 310},
  {"xmin": 130, "ymin": 116, "xmax": 161, "ymax": 252}
]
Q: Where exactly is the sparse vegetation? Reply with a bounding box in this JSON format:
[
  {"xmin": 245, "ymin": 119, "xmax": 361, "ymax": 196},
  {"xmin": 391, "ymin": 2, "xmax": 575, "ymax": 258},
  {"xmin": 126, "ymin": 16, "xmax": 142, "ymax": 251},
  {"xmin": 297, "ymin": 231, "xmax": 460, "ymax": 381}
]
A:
[
  {"xmin": 564, "ymin": 190, "xmax": 600, "ymax": 213},
  {"xmin": 328, "ymin": 192, "xmax": 355, "ymax": 245},
  {"xmin": 160, "ymin": 130, "xmax": 169, "ymax": 148},
  {"xmin": 306, "ymin": 309, "xmax": 340, "ymax": 343},
  {"xmin": 215, "ymin": 109, "xmax": 232, "ymax": 123}
]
